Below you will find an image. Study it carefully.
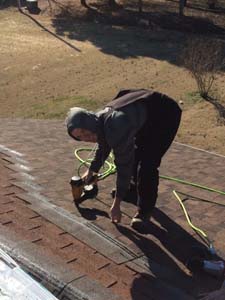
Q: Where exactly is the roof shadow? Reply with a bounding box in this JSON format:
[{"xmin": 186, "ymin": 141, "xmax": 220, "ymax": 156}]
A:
[{"xmin": 116, "ymin": 208, "xmax": 224, "ymax": 299}]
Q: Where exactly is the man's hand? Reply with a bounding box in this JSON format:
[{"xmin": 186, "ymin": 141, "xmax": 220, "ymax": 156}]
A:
[
  {"xmin": 82, "ymin": 169, "xmax": 97, "ymax": 185},
  {"xmin": 110, "ymin": 198, "xmax": 122, "ymax": 223}
]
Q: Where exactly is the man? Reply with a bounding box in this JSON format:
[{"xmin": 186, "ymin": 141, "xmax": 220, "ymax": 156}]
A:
[{"xmin": 66, "ymin": 89, "xmax": 182, "ymax": 233}]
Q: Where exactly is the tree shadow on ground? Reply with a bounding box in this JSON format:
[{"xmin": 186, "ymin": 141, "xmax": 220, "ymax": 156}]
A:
[
  {"xmin": 0, "ymin": 0, "xmax": 26, "ymax": 9},
  {"xmin": 4, "ymin": 0, "xmax": 225, "ymax": 66},
  {"xmin": 167, "ymin": 0, "xmax": 225, "ymax": 15},
  {"xmin": 52, "ymin": 10, "xmax": 184, "ymax": 61},
  {"xmin": 205, "ymin": 96, "xmax": 225, "ymax": 122},
  {"xmin": 49, "ymin": 3, "xmax": 225, "ymax": 65},
  {"xmin": 115, "ymin": 208, "xmax": 224, "ymax": 299}
]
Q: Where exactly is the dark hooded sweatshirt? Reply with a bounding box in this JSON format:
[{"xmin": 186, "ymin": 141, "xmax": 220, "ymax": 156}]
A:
[{"xmin": 67, "ymin": 89, "xmax": 181, "ymax": 199}]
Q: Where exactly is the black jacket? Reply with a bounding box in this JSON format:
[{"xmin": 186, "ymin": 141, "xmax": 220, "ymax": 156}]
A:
[{"xmin": 90, "ymin": 89, "xmax": 181, "ymax": 198}]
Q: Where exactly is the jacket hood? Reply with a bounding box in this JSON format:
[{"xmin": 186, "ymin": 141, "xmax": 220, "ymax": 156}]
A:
[{"xmin": 66, "ymin": 107, "xmax": 99, "ymax": 140}]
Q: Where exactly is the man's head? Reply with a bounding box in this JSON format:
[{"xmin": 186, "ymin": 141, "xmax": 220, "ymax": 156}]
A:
[
  {"xmin": 66, "ymin": 107, "xmax": 98, "ymax": 143},
  {"xmin": 70, "ymin": 128, "xmax": 97, "ymax": 143}
]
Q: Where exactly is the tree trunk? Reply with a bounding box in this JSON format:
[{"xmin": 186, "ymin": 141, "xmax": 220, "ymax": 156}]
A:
[
  {"xmin": 80, "ymin": 0, "xmax": 88, "ymax": 8},
  {"xmin": 138, "ymin": 0, "xmax": 143, "ymax": 13},
  {"xmin": 208, "ymin": 0, "xmax": 217, "ymax": 9},
  {"xmin": 108, "ymin": 0, "xmax": 119, "ymax": 8},
  {"xmin": 179, "ymin": 0, "xmax": 186, "ymax": 16}
]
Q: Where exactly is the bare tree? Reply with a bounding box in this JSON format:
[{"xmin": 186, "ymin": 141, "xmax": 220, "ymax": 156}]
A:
[
  {"xmin": 138, "ymin": 0, "xmax": 143, "ymax": 13},
  {"xmin": 179, "ymin": 0, "xmax": 187, "ymax": 16},
  {"xmin": 181, "ymin": 36, "xmax": 225, "ymax": 121},
  {"xmin": 182, "ymin": 36, "xmax": 225, "ymax": 99},
  {"xmin": 80, "ymin": 0, "xmax": 89, "ymax": 8},
  {"xmin": 208, "ymin": 0, "xmax": 217, "ymax": 9}
]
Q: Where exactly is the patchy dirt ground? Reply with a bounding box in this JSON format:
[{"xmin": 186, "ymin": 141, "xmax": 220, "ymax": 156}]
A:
[{"xmin": 0, "ymin": 3, "xmax": 225, "ymax": 155}]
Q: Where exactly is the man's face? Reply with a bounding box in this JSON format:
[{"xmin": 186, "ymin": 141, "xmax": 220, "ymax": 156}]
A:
[{"xmin": 71, "ymin": 128, "xmax": 97, "ymax": 143}]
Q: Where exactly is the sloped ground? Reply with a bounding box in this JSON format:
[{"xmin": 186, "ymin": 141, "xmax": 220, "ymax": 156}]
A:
[
  {"xmin": 0, "ymin": 119, "xmax": 225, "ymax": 299},
  {"xmin": 0, "ymin": 8, "xmax": 225, "ymax": 155}
]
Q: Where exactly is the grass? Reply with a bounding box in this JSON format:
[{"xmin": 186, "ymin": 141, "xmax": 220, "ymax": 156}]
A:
[
  {"xmin": 184, "ymin": 91, "xmax": 203, "ymax": 106},
  {"xmin": 18, "ymin": 96, "xmax": 99, "ymax": 119}
]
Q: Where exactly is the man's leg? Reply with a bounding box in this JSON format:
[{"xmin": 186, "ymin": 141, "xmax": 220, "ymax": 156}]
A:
[
  {"xmin": 131, "ymin": 110, "xmax": 181, "ymax": 232},
  {"xmin": 131, "ymin": 133, "xmax": 173, "ymax": 233},
  {"xmin": 123, "ymin": 147, "xmax": 140, "ymax": 204},
  {"xmin": 137, "ymin": 154, "xmax": 160, "ymax": 216}
]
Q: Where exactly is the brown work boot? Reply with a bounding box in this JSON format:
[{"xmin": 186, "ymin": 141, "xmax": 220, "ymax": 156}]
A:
[{"xmin": 130, "ymin": 211, "xmax": 151, "ymax": 234}]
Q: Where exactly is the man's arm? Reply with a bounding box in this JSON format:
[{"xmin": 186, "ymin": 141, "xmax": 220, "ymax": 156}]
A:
[
  {"xmin": 104, "ymin": 102, "xmax": 147, "ymax": 223},
  {"xmin": 113, "ymin": 138, "xmax": 135, "ymax": 198},
  {"xmin": 89, "ymin": 141, "xmax": 111, "ymax": 174},
  {"xmin": 83, "ymin": 142, "xmax": 111, "ymax": 185},
  {"xmin": 110, "ymin": 134, "xmax": 135, "ymax": 223}
]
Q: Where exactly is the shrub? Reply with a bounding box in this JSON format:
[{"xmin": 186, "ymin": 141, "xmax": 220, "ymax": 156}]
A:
[{"xmin": 181, "ymin": 36, "xmax": 225, "ymax": 99}]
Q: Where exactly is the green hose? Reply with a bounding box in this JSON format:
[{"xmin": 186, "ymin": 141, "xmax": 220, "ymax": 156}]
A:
[
  {"xmin": 74, "ymin": 148, "xmax": 116, "ymax": 179},
  {"xmin": 161, "ymin": 175, "xmax": 225, "ymax": 196},
  {"xmin": 74, "ymin": 147, "xmax": 225, "ymax": 249},
  {"xmin": 173, "ymin": 190, "xmax": 212, "ymax": 247}
]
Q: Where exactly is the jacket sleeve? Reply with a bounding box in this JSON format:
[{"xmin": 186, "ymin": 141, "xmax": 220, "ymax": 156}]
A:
[
  {"xmin": 113, "ymin": 136, "xmax": 135, "ymax": 199},
  {"xmin": 89, "ymin": 141, "xmax": 111, "ymax": 173},
  {"xmin": 105, "ymin": 111, "xmax": 135, "ymax": 199}
]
